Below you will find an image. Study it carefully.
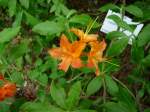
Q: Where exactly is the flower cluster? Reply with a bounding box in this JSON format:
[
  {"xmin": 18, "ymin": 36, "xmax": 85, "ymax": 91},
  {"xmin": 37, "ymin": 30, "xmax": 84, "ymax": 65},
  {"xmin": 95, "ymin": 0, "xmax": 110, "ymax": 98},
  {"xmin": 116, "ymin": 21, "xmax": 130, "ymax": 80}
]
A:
[
  {"xmin": 49, "ymin": 28, "xmax": 107, "ymax": 76},
  {"xmin": 0, "ymin": 75, "xmax": 16, "ymax": 101}
]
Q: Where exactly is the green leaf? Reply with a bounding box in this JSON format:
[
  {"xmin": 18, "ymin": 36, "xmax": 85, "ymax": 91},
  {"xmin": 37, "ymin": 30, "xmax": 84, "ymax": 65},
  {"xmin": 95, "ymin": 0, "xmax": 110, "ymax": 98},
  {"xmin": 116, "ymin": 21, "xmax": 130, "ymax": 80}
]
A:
[
  {"xmin": 69, "ymin": 14, "xmax": 99, "ymax": 28},
  {"xmin": 125, "ymin": 5, "xmax": 143, "ymax": 18},
  {"xmin": 0, "ymin": 27, "xmax": 20, "ymax": 43},
  {"xmin": 104, "ymin": 102, "xmax": 132, "ymax": 112},
  {"xmin": 69, "ymin": 14, "xmax": 91, "ymax": 25},
  {"xmin": 131, "ymin": 42, "xmax": 144, "ymax": 64},
  {"xmin": 11, "ymin": 71, "xmax": 23, "ymax": 85},
  {"xmin": 144, "ymin": 108, "xmax": 150, "ymax": 112},
  {"xmin": 137, "ymin": 24, "xmax": 150, "ymax": 47},
  {"xmin": 108, "ymin": 15, "xmax": 133, "ymax": 32},
  {"xmin": 20, "ymin": 102, "xmax": 65, "ymax": 112},
  {"xmin": 99, "ymin": 3, "xmax": 119, "ymax": 12},
  {"xmin": 73, "ymin": 110, "xmax": 97, "ymax": 112},
  {"xmin": 66, "ymin": 81, "xmax": 81, "ymax": 110},
  {"xmin": 12, "ymin": 11, "xmax": 23, "ymax": 27},
  {"xmin": 116, "ymin": 86, "xmax": 137, "ymax": 112},
  {"xmin": 107, "ymin": 37, "xmax": 129, "ymax": 56},
  {"xmin": 24, "ymin": 11, "xmax": 40, "ymax": 26},
  {"xmin": 141, "ymin": 54, "xmax": 150, "ymax": 67},
  {"xmin": 19, "ymin": 0, "xmax": 29, "ymax": 9},
  {"xmin": 86, "ymin": 76, "xmax": 102, "ymax": 96},
  {"xmin": 50, "ymin": 81, "xmax": 66, "ymax": 109},
  {"xmin": 32, "ymin": 21, "xmax": 64, "ymax": 36},
  {"xmin": 8, "ymin": 0, "xmax": 16, "ymax": 17},
  {"xmin": 106, "ymin": 31, "xmax": 127, "ymax": 40},
  {"xmin": 37, "ymin": 74, "xmax": 48, "ymax": 86},
  {"xmin": 9, "ymin": 39, "xmax": 29, "ymax": 61},
  {"xmin": 105, "ymin": 75, "xmax": 119, "ymax": 95}
]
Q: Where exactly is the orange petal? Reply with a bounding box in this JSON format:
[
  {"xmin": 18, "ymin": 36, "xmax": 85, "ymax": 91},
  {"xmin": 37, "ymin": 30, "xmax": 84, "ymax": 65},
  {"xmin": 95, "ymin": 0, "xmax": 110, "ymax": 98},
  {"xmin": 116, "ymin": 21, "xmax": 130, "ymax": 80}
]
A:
[
  {"xmin": 4, "ymin": 83, "xmax": 16, "ymax": 97},
  {"xmin": 0, "ymin": 88, "xmax": 5, "ymax": 101},
  {"xmin": 48, "ymin": 48, "xmax": 62, "ymax": 59},
  {"xmin": 72, "ymin": 41, "xmax": 86, "ymax": 58},
  {"xmin": 70, "ymin": 28, "xmax": 85, "ymax": 40},
  {"xmin": 71, "ymin": 58, "xmax": 83, "ymax": 68},
  {"xmin": 58, "ymin": 57, "xmax": 71, "ymax": 72},
  {"xmin": 60, "ymin": 34, "xmax": 71, "ymax": 51},
  {"xmin": 99, "ymin": 39, "xmax": 107, "ymax": 52},
  {"xmin": 84, "ymin": 34, "xmax": 98, "ymax": 42}
]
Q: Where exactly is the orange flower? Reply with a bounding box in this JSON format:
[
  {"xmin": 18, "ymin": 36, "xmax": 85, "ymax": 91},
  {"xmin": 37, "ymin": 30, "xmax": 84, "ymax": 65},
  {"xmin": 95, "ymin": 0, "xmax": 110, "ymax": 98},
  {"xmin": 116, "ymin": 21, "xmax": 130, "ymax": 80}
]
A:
[
  {"xmin": 0, "ymin": 75, "xmax": 16, "ymax": 101},
  {"xmin": 87, "ymin": 39, "xmax": 107, "ymax": 76},
  {"xmin": 49, "ymin": 34, "xmax": 86, "ymax": 72},
  {"xmin": 70, "ymin": 28, "xmax": 98, "ymax": 43}
]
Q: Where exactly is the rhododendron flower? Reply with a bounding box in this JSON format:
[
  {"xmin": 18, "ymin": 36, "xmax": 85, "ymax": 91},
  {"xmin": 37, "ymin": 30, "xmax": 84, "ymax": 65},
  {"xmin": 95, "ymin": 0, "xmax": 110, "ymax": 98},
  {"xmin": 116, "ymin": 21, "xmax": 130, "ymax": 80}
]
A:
[
  {"xmin": 70, "ymin": 28, "xmax": 98, "ymax": 43},
  {"xmin": 49, "ymin": 34, "xmax": 86, "ymax": 72},
  {"xmin": 87, "ymin": 39, "xmax": 107, "ymax": 76},
  {"xmin": 0, "ymin": 75, "xmax": 16, "ymax": 101}
]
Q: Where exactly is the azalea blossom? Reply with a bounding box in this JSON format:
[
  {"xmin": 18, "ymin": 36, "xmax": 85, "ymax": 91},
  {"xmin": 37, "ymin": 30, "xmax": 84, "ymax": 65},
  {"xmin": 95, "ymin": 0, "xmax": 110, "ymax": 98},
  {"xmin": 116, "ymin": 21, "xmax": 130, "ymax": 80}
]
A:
[
  {"xmin": 0, "ymin": 75, "xmax": 16, "ymax": 101},
  {"xmin": 87, "ymin": 39, "xmax": 107, "ymax": 76},
  {"xmin": 70, "ymin": 28, "xmax": 98, "ymax": 43},
  {"xmin": 48, "ymin": 34, "xmax": 86, "ymax": 72}
]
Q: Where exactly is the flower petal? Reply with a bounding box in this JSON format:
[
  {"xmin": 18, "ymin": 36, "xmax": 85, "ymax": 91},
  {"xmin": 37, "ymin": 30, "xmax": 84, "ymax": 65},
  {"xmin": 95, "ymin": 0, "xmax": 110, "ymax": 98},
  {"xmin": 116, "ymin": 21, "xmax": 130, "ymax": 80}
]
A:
[
  {"xmin": 72, "ymin": 41, "xmax": 86, "ymax": 58},
  {"xmin": 71, "ymin": 58, "xmax": 83, "ymax": 68},
  {"xmin": 84, "ymin": 34, "xmax": 98, "ymax": 42},
  {"xmin": 48, "ymin": 48, "xmax": 62, "ymax": 59},
  {"xmin": 70, "ymin": 28, "xmax": 85, "ymax": 40},
  {"xmin": 58, "ymin": 57, "xmax": 71, "ymax": 72},
  {"xmin": 60, "ymin": 34, "xmax": 71, "ymax": 51}
]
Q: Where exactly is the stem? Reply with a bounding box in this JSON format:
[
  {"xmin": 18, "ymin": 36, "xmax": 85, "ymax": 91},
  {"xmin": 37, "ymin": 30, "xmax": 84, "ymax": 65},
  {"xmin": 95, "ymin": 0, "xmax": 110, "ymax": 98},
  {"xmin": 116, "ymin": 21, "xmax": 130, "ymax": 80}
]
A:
[
  {"xmin": 85, "ymin": 16, "xmax": 99, "ymax": 34},
  {"xmin": 102, "ymin": 78, "xmax": 106, "ymax": 112},
  {"xmin": 66, "ymin": 73, "xmax": 83, "ymax": 83},
  {"xmin": 112, "ymin": 76, "xmax": 136, "ymax": 100}
]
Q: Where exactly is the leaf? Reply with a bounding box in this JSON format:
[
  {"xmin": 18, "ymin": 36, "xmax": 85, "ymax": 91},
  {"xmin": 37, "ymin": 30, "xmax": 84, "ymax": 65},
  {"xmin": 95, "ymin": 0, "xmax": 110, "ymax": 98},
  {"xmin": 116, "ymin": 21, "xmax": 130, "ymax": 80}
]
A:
[
  {"xmin": 19, "ymin": 0, "xmax": 29, "ymax": 9},
  {"xmin": 105, "ymin": 75, "xmax": 119, "ymax": 95},
  {"xmin": 99, "ymin": 3, "xmax": 119, "ymax": 12},
  {"xmin": 32, "ymin": 21, "xmax": 64, "ymax": 36},
  {"xmin": 107, "ymin": 37, "xmax": 129, "ymax": 56},
  {"xmin": 108, "ymin": 15, "xmax": 133, "ymax": 32},
  {"xmin": 66, "ymin": 81, "xmax": 81, "ymax": 110},
  {"xmin": 106, "ymin": 31, "xmax": 127, "ymax": 40},
  {"xmin": 116, "ymin": 86, "xmax": 137, "ymax": 112},
  {"xmin": 69, "ymin": 14, "xmax": 99, "ymax": 28},
  {"xmin": 50, "ymin": 81, "xmax": 66, "ymax": 109},
  {"xmin": 12, "ymin": 11, "xmax": 23, "ymax": 27},
  {"xmin": 8, "ymin": 0, "xmax": 16, "ymax": 17},
  {"xmin": 73, "ymin": 110, "xmax": 97, "ymax": 112},
  {"xmin": 141, "ymin": 54, "xmax": 150, "ymax": 67},
  {"xmin": 144, "ymin": 108, "xmax": 150, "ymax": 112},
  {"xmin": 86, "ymin": 76, "xmax": 102, "ymax": 96},
  {"xmin": 125, "ymin": 5, "xmax": 143, "ymax": 18},
  {"xmin": 11, "ymin": 71, "xmax": 23, "ymax": 85},
  {"xmin": 9, "ymin": 39, "xmax": 29, "ymax": 61},
  {"xmin": 104, "ymin": 102, "xmax": 132, "ymax": 112},
  {"xmin": 37, "ymin": 74, "xmax": 48, "ymax": 86},
  {"xmin": 0, "ymin": 27, "xmax": 20, "ymax": 43},
  {"xmin": 24, "ymin": 11, "xmax": 40, "ymax": 26},
  {"xmin": 20, "ymin": 102, "xmax": 65, "ymax": 112},
  {"xmin": 137, "ymin": 24, "xmax": 150, "ymax": 47},
  {"xmin": 131, "ymin": 42, "xmax": 144, "ymax": 64}
]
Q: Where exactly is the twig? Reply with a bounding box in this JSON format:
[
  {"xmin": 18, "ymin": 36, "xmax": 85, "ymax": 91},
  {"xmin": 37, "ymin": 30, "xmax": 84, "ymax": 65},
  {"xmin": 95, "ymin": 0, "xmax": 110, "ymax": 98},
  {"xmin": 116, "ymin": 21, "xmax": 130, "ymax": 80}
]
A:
[{"xmin": 112, "ymin": 76, "xmax": 136, "ymax": 100}]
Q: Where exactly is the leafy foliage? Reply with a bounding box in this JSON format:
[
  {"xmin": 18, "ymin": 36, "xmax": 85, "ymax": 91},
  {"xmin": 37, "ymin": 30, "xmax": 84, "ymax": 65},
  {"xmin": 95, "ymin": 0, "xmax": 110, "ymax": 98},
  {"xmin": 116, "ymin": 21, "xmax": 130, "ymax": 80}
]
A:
[{"xmin": 0, "ymin": 0, "xmax": 150, "ymax": 112}]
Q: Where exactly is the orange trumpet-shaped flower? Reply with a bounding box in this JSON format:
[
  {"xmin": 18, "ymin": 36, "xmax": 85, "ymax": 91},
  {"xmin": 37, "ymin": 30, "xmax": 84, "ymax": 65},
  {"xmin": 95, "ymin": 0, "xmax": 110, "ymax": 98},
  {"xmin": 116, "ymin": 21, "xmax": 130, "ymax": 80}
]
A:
[
  {"xmin": 48, "ymin": 34, "xmax": 86, "ymax": 72},
  {"xmin": 87, "ymin": 39, "xmax": 107, "ymax": 76},
  {"xmin": 0, "ymin": 75, "xmax": 16, "ymax": 101},
  {"xmin": 70, "ymin": 28, "xmax": 98, "ymax": 43}
]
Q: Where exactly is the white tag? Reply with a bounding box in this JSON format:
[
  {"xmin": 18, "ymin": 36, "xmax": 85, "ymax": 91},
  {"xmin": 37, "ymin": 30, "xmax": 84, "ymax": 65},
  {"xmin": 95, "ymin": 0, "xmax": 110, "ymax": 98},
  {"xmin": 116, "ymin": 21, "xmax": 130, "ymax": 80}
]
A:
[{"xmin": 100, "ymin": 10, "xmax": 144, "ymax": 44}]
